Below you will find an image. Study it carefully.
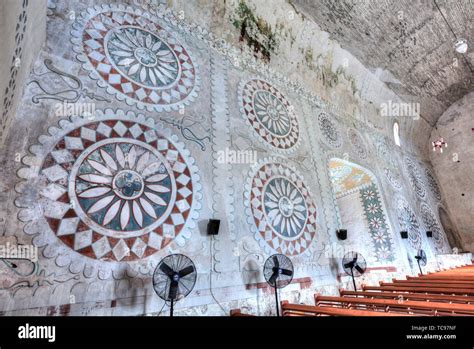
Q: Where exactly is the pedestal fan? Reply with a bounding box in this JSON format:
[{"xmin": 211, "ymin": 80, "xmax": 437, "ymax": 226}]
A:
[
  {"xmin": 152, "ymin": 254, "xmax": 197, "ymax": 317},
  {"xmin": 342, "ymin": 251, "xmax": 367, "ymax": 291},
  {"xmin": 263, "ymin": 254, "xmax": 294, "ymax": 316},
  {"xmin": 414, "ymin": 249, "xmax": 427, "ymax": 275}
]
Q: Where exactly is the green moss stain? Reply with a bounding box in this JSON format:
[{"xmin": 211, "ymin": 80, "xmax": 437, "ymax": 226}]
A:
[{"xmin": 231, "ymin": 1, "xmax": 278, "ymax": 61}]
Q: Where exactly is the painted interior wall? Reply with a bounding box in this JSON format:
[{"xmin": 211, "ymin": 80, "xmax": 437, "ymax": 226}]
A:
[
  {"xmin": 0, "ymin": 0, "xmax": 46, "ymax": 146},
  {"xmin": 430, "ymin": 92, "xmax": 474, "ymax": 253},
  {"xmin": 0, "ymin": 0, "xmax": 468, "ymax": 316}
]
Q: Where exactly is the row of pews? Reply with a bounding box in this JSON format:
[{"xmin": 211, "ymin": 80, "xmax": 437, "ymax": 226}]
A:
[{"xmin": 230, "ymin": 264, "xmax": 474, "ymax": 316}]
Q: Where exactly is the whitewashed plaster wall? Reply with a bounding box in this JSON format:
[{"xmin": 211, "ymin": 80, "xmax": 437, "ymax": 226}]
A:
[
  {"xmin": 0, "ymin": 0, "xmax": 47, "ymax": 144},
  {"xmin": 430, "ymin": 92, "xmax": 474, "ymax": 253},
  {"xmin": 0, "ymin": 0, "xmax": 457, "ymax": 316}
]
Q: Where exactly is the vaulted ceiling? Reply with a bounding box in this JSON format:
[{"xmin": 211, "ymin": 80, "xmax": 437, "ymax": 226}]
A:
[{"xmin": 290, "ymin": 0, "xmax": 474, "ymax": 127}]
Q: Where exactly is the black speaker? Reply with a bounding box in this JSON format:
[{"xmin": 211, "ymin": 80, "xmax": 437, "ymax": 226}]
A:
[
  {"xmin": 207, "ymin": 219, "xmax": 220, "ymax": 235},
  {"xmin": 426, "ymin": 231, "xmax": 433, "ymax": 238},
  {"xmin": 400, "ymin": 231, "xmax": 408, "ymax": 239},
  {"xmin": 336, "ymin": 229, "xmax": 347, "ymax": 240}
]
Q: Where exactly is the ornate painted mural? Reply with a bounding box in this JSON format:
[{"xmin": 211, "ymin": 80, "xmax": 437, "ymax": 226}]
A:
[
  {"xmin": 396, "ymin": 196, "xmax": 422, "ymax": 250},
  {"xmin": 420, "ymin": 203, "xmax": 449, "ymax": 253},
  {"xmin": 317, "ymin": 112, "xmax": 342, "ymax": 149},
  {"xmin": 347, "ymin": 128, "xmax": 368, "ymax": 160},
  {"xmin": 404, "ymin": 156, "xmax": 426, "ymax": 199},
  {"xmin": 71, "ymin": 4, "xmax": 199, "ymax": 111},
  {"xmin": 329, "ymin": 159, "xmax": 395, "ymax": 262},
  {"xmin": 424, "ymin": 167, "xmax": 442, "ymax": 201},
  {"xmin": 0, "ymin": 0, "xmax": 455, "ymax": 316},
  {"xmin": 244, "ymin": 159, "xmax": 317, "ymax": 256},
  {"xmin": 239, "ymin": 78, "xmax": 300, "ymax": 152},
  {"xmin": 328, "ymin": 158, "xmax": 372, "ymax": 198},
  {"xmin": 16, "ymin": 109, "xmax": 201, "ymax": 276},
  {"xmin": 359, "ymin": 184, "xmax": 395, "ymax": 262}
]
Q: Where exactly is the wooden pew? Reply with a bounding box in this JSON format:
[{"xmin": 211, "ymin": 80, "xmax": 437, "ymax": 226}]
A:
[
  {"xmin": 393, "ymin": 279, "xmax": 474, "ymax": 287},
  {"xmin": 413, "ymin": 275, "xmax": 474, "ymax": 281},
  {"xmin": 363, "ymin": 285, "xmax": 474, "ymax": 296},
  {"xmin": 381, "ymin": 281, "xmax": 474, "ymax": 290},
  {"xmin": 314, "ymin": 295, "xmax": 474, "ymax": 316},
  {"xmin": 405, "ymin": 276, "xmax": 474, "ymax": 284},
  {"xmin": 280, "ymin": 301, "xmax": 410, "ymax": 316},
  {"xmin": 229, "ymin": 308, "xmax": 254, "ymax": 316},
  {"xmin": 340, "ymin": 290, "xmax": 474, "ymax": 304}
]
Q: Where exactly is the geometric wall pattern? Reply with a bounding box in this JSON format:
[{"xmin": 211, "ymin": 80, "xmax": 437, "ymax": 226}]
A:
[
  {"xmin": 244, "ymin": 159, "xmax": 317, "ymax": 256},
  {"xmin": 1, "ymin": 1, "xmax": 456, "ymax": 316},
  {"xmin": 239, "ymin": 79, "xmax": 300, "ymax": 151},
  {"xmin": 396, "ymin": 196, "xmax": 422, "ymax": 250},
  {"xmin": 17, "ymin": 109, "xmax": 201, "ymax": 277},
  {"xmin": 71, "ymin": 4, "xmax": 199, "ymax": 112}
]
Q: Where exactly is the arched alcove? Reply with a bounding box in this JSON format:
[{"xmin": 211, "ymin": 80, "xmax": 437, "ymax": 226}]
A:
[{"xmin": 328, "ymin": 158, "xmax": 395, "ymax": 264}]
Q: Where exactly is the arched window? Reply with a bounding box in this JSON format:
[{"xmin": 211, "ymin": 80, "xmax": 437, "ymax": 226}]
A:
[{"xmin": 393, "ymin": 122, "xmax": 401, "ymax": 146}]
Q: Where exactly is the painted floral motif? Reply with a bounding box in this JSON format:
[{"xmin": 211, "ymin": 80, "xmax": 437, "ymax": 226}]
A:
[
  {"xmin": 348, "ymin": 128, "xmax": 367, "ymax": 159},
  {"xmin": 74, "ymin": 142, "xmax": 173, "ymax": 231},
  {"xmin": 23, "ymin": 109, "xmax": 200, "ymax": 266},
  {"xmin": 263, "ymin": 178, "xmax": 308, "ymax": 238},
  {"xmin": 404, "ymin": 157, "xmax": 426, "ymax": 199},
  {"xmin": 384, "ymin": 167, "xmax": 402, "ymax": 191},
  {"xmin": 71, "ymin": 5, "xmax": 198, "ymax": 111},
  {"xmin": 106, "ymin": 26, "xmax": 179, "ymax": 88},
  {"xmin": 253, "ymin": 91, "xmax": 291, "ymax": 136},
  {"xmin": 359, "ymin": 184, "xmax": 394, "ymax": 262},
  {"xmin": 424, "ymin": 167, "xmax": 442, "ymax": 201},
  {"xmin": 244, "ymin": 160, "xmax": 317, "ymax": 255},
  {"xmin": 420, "ymin": 203, "xmax": 448, "ymax": 253},
  {"xmin": 318, "ymin": 112, "xmax": 342, "ymax": 148},
  {"xmin": 373, "ymin": 134, "xmax": 397, "ymax": 167},
  {"xmin": 396, "ymin": 197, "xmax": 422, "ymax": 250},
  {"xmin": 328, "ymin": 159, "xmax": 372, "ymax": 198},
  {"xmin": 239, "ymin": 79, "xmax": 299, "ymax": 151}
]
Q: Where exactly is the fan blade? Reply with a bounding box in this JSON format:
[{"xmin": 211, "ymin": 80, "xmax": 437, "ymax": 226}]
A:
[
  {"xmin": 169, "ymin": 281, "xmax": 179, "ymax": 300},
  {"xmin": 280, "ymin": 268, "xmax": 293, "ymax": 276},
  {"xmin": 159, "ymin": 262, "xmax": 175, "ymax": 277},
  {"xmin": 272, "ymin": 255, "xmax": 279, "ymax": 268},
  {"xmin": 343, "ymin": 262, "xmax": 354, "ymax": 269},
  {"xmin": 269, "ymin": 271, "xmax": 279, "ymax": 285},
  {"xmin": 352, "ymin": 253, "xmax": 358, "ymax": 263},
  {"xmin": 178, "ymin": 265, "xmax": 195, "ymax": 278},
  {"xmin": 355, "ymin": 265, "xmax": 364, "ymax": 274}
]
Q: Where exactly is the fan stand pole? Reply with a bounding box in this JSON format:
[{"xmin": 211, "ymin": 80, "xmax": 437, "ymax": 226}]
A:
[
  {"xmin": 274, "ymin": 287, "xmax": 280, "ymax": 317},
  {"xmin": 170, "ymin": 299, "xmax": 174, "ymax": 317},
  {"xmin": 351, "ymin": 268, "xmax": 357, "ymax": 291},
  {"xmin": 417, "ymin": 260, "xmax": 423, "ymax": 276}
]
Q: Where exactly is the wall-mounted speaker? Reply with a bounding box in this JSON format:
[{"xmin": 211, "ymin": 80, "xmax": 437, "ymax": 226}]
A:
[
  {"xmin": 207, "ymin": 219, "xmax": 220, "ymax": 235},
  {"xmin": 336, "ymin": 229, "xmax": 347, "ymax": 240},
  {"xmin": 400, "ymin": 231, "xmax": 408, "ymax": 239},
  {"xmin": 426, "ymin": 231, "xmax": 433, "ymax": 238}
]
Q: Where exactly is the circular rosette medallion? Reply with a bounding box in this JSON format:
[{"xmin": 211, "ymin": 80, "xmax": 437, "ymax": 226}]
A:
[
  {"xmin": 348, "ymin": 128, "xmax": 367, "ymax": 159},
  {"xmin": 318, "ymin": 112, "xmax": 342, "ymax": 149},
  {"xmin": 29, "ymin": 110, "xmax": 200, "ymax": 264},
  {"xmin": 420, "ymin": 203, "xmax": 448, "ymax": 253},
  {"xmin": 239, "ymin": 79, "xmax": 300, "ymax": 151},
  {"xmin": 71, "ymin": 4, "xmax": 198, "ymax": 111},
  {"xmin": 396, "ymin": 197, "xmax": 422, "ymax": 250},
  {"xmin": 424, "ymin": 168, "xmax": 442, "ymax": 201},
  {"xmin": 245, "ymin": 161, "xmax": 317, "ymax": 255},
  {"xmin": 404, "ymin": 157, "xmax": 426, "ymax": 199}
]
